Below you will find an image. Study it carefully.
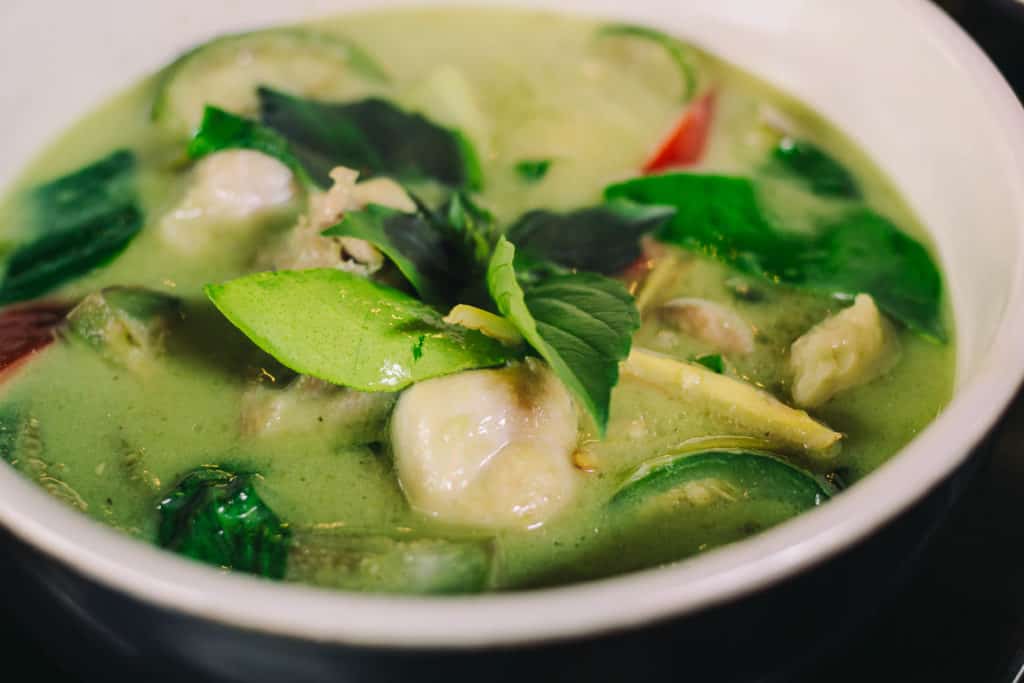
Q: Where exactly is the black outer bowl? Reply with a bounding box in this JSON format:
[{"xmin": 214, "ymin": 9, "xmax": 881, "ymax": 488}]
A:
[{"xmin": 0, "ymin": 441, "xmax": 986, "ymax": 683}]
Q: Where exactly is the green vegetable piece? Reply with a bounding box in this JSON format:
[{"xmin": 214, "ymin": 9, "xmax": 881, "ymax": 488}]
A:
[
  {"xmin": 324, "ymin": 204, "xmax": 449, "ymax": 304},
  {"xmin": 0, "ymin": 405, "xmax": 20, "ymax": 464},
  {"xmin": 506, "ymin": 199, "xmax": 676, "ymax": 275},
  {"xmin": 606, "ymin": 173, "xmax": 945, "ymax": 340},
  {"xmin": 29, "ymin": 150, "xmax": 136, "ymax": 235},
  {"xmin": 692, "ymin": 353, "xmax": 724, "ymax": 374},
  {"xmin": 514, "ymin": 159, "xmax": 552, "ymax": 182},
  {"xmin": 188, "ymin": 106, "xmax": 314, "ymax": 187},
  {"xmin": 0, "ymin": 206, "xmax": 142, "ymax": 305},
  {"xmin": 157, "ymin": 466, "xmax": 290, "ymax": 579},
  {"xmin": 152, "ymin": 28, "xmax": 390, "ymax": 137},
  {"xmin": 205, "ymin": 269, "xmax": 516, "ymax": 392},
  {"xmin": 597, "ymin": 24, "xmax": 701, "ymax": 102},
  {"xmin": 65, "ymin": 287, "xmax": 183, "ymax": 370},
  {"xmin": 258, "ymin": 88, "xmax": 481, "ymax": 189},
  {"xmin": 610, "ymin": 449, "xmax": 832, "ymax": 511},
  {"xmin": 773, "ymin": 138, "xmax": 861, "ymax": 199},
  {"xmin": 287, "ymin": 531, "xmax": 495, "ymax": 594},
  {"xmin": 486, "ymin": 237, "xmax": 639, "ymax": 435}
]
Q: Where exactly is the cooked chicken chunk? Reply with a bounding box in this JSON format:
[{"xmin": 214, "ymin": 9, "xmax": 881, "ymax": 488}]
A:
[
  {"xmin": 391, "ymin": 359, "xmax": 581, "ymax": 529},
  {"xmin": 160, "ymin": 150, "xmax": 297, "ymax": 254},
  {"xmin": 658, "ymin": 297, "xmax": 755, "ymax": 355},
  {"xmin": 790, "ymin": 294, "xmax": 897, "ymax": 408}
]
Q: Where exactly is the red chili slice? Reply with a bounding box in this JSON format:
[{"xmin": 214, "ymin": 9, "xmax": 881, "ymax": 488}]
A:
[
  {"xmin": 642, "ymin": 91, "xmax": 716, "ymax": 174},
  {"xmin": 0, "ymin": 302, "xmax": 71, "ymax": 377}
]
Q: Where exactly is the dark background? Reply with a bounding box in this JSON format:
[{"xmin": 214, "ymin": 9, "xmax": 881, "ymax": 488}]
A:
[{"xmin": 1, "ymin": 2, "xmax": 1023, "ymax": 681}]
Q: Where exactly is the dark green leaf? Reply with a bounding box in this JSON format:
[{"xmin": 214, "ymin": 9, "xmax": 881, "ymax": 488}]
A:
[
  {"xmin": 486, "ymin": 237, "xmax": 639, "ymax": 435},
  {"xmin": 30, "ymin": 150, "xmax": 136, "ymax": 235},
  {"xmin": 157, "ymin": 466, "xmax": 290, "ymax": 579},
  {"xmin": 514, "ymin": 159, "xmax": 552, "ymax": 182},
  {"xmin": 692, "ymin": 354, "xmax": 724, "ymax": 374},
  {"xmin": 205, "ymin": 269, "xmax": 516, "ymax": 392},
  {"xmin": 0, "ymin": 206, "xmax": 143, "ymax": 305},
  {"xmin": 188, "ymin": 106, "xmax": 314, "ymax": 186},
  {"xmin": 605, "ymin": 173, "xmax": 945, "ymax": 340},
  {"xmin": 597, "ymin": 24, "xmax": 701, "ymax": 102},
  {"xmin": 506, "ymin": 199, "xmax": 676, "ymax": 275},
  {"xmin": 773, "ymin": 138, "xmax": 861, "ymax": 199},
  {"xmin": 258, "ymin": 88, "xmax": 480, "ymax": 189}
]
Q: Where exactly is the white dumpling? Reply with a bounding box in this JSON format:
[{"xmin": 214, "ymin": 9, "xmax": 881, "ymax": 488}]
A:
[
  {"xmin": 790, "ymin": 294, "xmax": 898, "ymax": 408},
  {"xmin": 390, "ymin": 359, "xmax": 581, "ymax": 529},
  {"xmin": 160, "ymin": 150, "xmax": 297, "ymax": 254}
]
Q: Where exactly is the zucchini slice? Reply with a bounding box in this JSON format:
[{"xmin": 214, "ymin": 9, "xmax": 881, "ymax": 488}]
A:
[
  {"xmin": 611, "ymin": 448, "xmax": 833, "ymax": 512},
  {"xmin": 152, "ymin": 29, "xmax": 389, "ymax": 138}
]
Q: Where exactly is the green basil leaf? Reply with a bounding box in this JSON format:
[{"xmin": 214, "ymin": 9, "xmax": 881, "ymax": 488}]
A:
[
  {"xmin": 692, "ymin": 353, "xmax": 724, "ymax": 374},
  {"xmin": 486, "ymin": 237, "xmax": 639, "ymax": 435},
  {"xmin": 772, "ymin": 138, "xmax": 861, "ymax": 199},
  {"xmin": 205, "ymin": 269, "xmax": 515, "ymax": 391},
  {"xmin": 506, "ymin": 199, "xmax": 676, "ymax": 275},
  {"xmin": 188, "ymin": 106, "xmax": 314, "ymax": 186},
  {"xmin": 30, "ymin": 150, "xmax": 136, "ymax": 235},
  {"xmin": 324, "ymin": 204, "xmax": 450, "ymax": 304},
  {"xmin": 596, "ymin": 24, "xmax": 701, "ymax": 102},
  {"xmin": 605, "ymin": 173, "xmax": 945, "ymax": 341},
  {"xmin": 157, "ymin": 466, "xmax": 290, "ymax": 579},
  {"xmin": 514, "ymin": 159, "xmax": 552, "ymax": 182},
  {"xmin": 258, "ymin": 88, "xmax": 480, "ymax": 189}
]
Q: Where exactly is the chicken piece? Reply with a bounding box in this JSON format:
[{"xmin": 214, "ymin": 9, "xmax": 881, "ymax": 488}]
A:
[
  {"xmin": 270, "ymin": 167, "xmax": 415, "ymax": 274},
  {"xmin": 658, "ymin": 298, "xmax": 755, "ymax": 355},
  {"xmin": 790, "ymin": 294, "xmax": 898, "ymax": 408},
  {"xmin": 160, "ymin": 150, "xmax": 297, "ymax": 254},
  {"xmin": 241, "ymin": 375, "xmax": 396, "ymax": 445},
  {"xmin": 391, "ymin": 359, "xmax": 581, "ymax": 529}
]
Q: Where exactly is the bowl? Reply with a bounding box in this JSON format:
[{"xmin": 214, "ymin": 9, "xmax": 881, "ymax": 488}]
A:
[{"xmin": 1, "ymin": 1, "xmax": 1023, "ymax": 681}]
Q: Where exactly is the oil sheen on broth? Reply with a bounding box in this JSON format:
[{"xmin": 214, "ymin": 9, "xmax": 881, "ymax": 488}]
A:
[{"xmin": 0, "ymin": 8, "xmax": 954, "ymax": 592}]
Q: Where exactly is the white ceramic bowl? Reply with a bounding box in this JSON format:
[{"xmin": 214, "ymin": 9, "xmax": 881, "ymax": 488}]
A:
[{"xmin": 1, "ymin": 0, "xmax": 1023, "ymax": 653}]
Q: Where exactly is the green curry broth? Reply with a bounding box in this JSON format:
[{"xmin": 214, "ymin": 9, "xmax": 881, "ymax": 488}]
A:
[{"xmin": 0, "ymin": 7, "xmax": 954, "ymax": 590}]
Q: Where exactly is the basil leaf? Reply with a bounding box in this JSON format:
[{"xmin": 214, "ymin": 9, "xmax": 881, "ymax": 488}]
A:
[
  {"xmin": 188, "ymin": 106, "xmax": 314, "ymax": 186},
  {"xmin": 324, "ymin": 204, "xmax": 450, "ymax": 304},
  {"xmin": 157, "ymin": 466, "xmax": 290, "ymax": 579},
  {"xmin": 506, "ymin": 199, "xmax": 676, "ymax": 275},
  {"xmin": 773, "ymin": 138, "xmax": 861, "ymax": 199},
  {"xmin": 486, "ymin": 237, "xmax": 639, "ymax": 435},
  {"xmin": 597, "ymin": 24, "xmax": 701, "ymax": 102},
  {"xmin": 30, "ymin": 150, "xmax": 136, "ymax": 235},
  {"xmin": 205, "ymin": 269, "xmax": 515, "ymax": 391},
  {"xmin": 693, "ymin": 353, "xmax": 724, "ymax": 374},
  {"xmin": 258, "ymin": 87, "xmax": 481, "ymax": 189},
  {"xmin": 514, "ymin": 159, "xmax": 552, "ymax": 182},
  {"xmin": 605, "ymin": 173, "xmax": 944, "ymax": 341}
]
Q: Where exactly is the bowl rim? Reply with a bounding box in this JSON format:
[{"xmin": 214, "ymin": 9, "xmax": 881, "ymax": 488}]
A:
[{"xmin": 1, "ymin": 0, "xmax": 1024, "ymax": 650}]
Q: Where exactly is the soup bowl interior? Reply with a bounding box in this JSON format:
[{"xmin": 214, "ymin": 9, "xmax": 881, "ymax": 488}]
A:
[{"xmin": 1, "ymin": 0, "xmax": 1023, "ymax": 649}]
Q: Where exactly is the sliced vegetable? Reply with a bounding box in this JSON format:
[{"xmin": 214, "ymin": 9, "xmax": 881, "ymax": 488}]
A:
[
  {"xmin": 65, "ymin": 287, "xmax": 183, "ymax": 371},
  {"xmin": 29, "ymin": 150, "xmax": 136, "ymax": 235},
  {"xmin": 515, "ymin": 159, "xmax": 552, "ymax": 182},
  {"xmin": 597, "ymin": 24, "xmax": 701, "ymax": 102},
  {"xmin": 773, "ymin": 138, "xmax": 861, "ymax": 199},
  {"xmin": 621, "ymin": 348, "xmax": 842, "ymax": 456},
  {"xmin": 258, "ymin": 88, "xmax": 480, "ymax": 189},
  {"xmin": 157, "ymin": 466, "xmax": 290, "ymax": 579},
  {"xmin": 643, "ymin": 91, "xmax": 716, "ymax": 173},
  {"xmin": 205, "ymin": 269, "xmax": 516, "ymax": 392},
  {"xmin": 486, "ymin": 237, "xmax": 639, "ymax": 435},
  {"xmin": 610, "ymin": 449, "xmax": 832, "ymax": 510},
  {"xmin": 605, "ymin": 173, "xmax": 945, "ymax": 340},
  {"xmin": 506, "ymin": 200, "xmax": 676, "ymax": 275},
  {"xmin": 287, "ymin": 530, "xmax": 494, "ymax": 594},
  {"xmin": 187, "ymin": 106, "xmax": 313, "ymax": 186},
  {"xmin": 443, "ymin": 304, "xmax": 524, "ymax": 346},
  {"xmin": 0, "ymin": 303, "xmax": 70, "ymax": 377},
  {"xmin": 153, "ymin": 29, "xmax": 389, "ymax": 137}
]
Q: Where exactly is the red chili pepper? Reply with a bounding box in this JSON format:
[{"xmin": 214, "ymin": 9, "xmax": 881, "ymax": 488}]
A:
[
  {"xmin": 0, "ymin": 302, "xmax": 71, "ymax": 378},
  {"xmin": 642, "ymin": 91, "xmax": 716, "ymax": 174}
]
